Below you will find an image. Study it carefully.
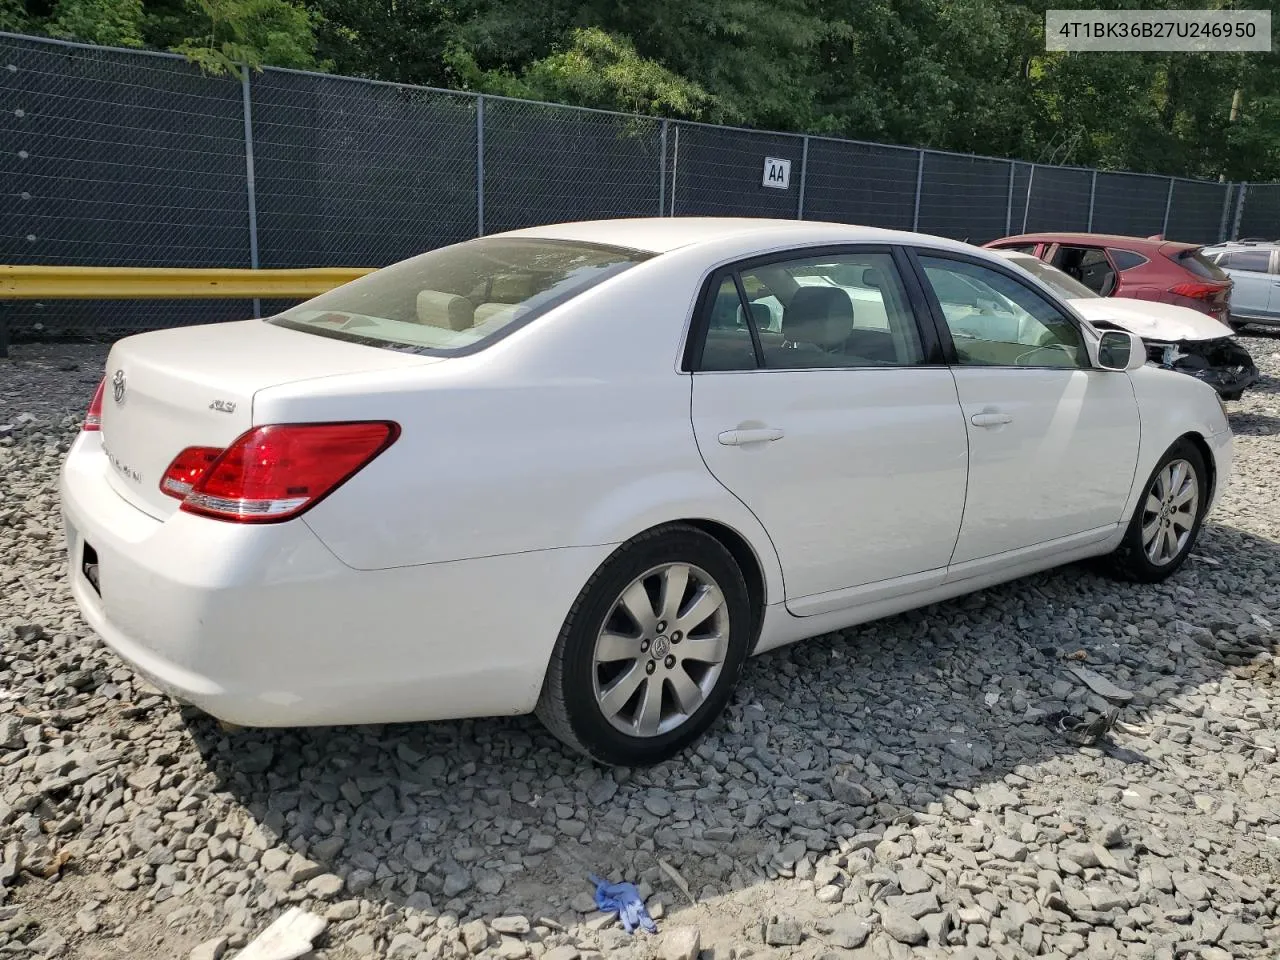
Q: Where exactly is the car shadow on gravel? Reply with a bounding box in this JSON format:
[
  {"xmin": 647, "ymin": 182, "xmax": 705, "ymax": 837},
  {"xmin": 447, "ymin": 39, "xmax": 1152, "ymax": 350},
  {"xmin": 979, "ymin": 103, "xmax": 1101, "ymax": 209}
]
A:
[
  {"xmin": 175, "ymin": 519, "xmax": 1280, "ymax": 931},
  {"xmin": 1229, "ymin": 413, "xmax": 1280, "ymax": 436}
]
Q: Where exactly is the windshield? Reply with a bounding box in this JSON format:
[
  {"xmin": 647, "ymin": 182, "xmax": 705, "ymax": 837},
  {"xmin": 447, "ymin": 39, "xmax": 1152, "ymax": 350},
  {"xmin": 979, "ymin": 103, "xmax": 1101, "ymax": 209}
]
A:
[
  {"xmin": 267, "ymin": 237, "xmax": 653, "ymax": 355},
  {"xmin": 1006, "ymin": 255, "xmax": 1100, "ymax": 300}
]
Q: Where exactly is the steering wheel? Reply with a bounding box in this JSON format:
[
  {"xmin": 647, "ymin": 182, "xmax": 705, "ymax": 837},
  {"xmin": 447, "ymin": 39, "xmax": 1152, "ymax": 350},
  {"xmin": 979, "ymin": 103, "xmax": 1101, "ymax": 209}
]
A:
[{"xmin": 1015, "ymin": 342, "xmax": 1075, "ymax": 366}]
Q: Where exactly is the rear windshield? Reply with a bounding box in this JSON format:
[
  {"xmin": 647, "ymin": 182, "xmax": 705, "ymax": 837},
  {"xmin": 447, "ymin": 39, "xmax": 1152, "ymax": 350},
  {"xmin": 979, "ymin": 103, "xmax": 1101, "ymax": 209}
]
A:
[
  {"xmin": 267, "ymin": 237, "xmax": 653, "ymax": 355},
  {"xmin": 1173, "ymin": 248, "xmax": 1229, "ymax": 281}
]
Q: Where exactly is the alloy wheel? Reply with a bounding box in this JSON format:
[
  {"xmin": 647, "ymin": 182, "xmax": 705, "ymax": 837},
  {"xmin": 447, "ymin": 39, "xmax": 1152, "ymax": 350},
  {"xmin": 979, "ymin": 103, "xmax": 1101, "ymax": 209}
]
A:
[
  {"xmin": 591, "ymin": 562, "xmax": 731, "ymax": 738},
  {"xmin": 1140, "ymin": 458, "xmax": 1199, "ymax": 566}
]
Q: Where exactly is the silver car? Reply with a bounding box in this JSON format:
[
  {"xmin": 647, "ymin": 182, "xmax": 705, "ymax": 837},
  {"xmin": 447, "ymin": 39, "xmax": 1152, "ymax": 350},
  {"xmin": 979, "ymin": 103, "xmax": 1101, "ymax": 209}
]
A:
[{"xmin": 1202, "ymin": 241, "xmax": 1280, "ymax": 329}]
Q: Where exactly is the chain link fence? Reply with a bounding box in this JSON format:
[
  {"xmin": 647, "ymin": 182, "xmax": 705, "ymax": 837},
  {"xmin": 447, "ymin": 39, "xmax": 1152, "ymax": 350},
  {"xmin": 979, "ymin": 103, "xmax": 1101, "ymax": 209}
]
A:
[{"xmin": 2, "ymin": 30, "xmax": 1276, "ymax": 342}]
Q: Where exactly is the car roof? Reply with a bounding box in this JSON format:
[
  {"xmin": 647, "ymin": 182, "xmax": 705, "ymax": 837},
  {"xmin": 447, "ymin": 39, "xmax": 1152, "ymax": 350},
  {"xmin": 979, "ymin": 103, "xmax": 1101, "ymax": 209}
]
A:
[
  {"xmin": 991, "ymin": 232, "xmax": 1198, "ymax": 253},
  {"xmin": 1204, "ymin": 239, "xmax": 1280, "ymax": 250},
  {"xmin": 496, "ymin": 217, "xmax": 980, "ymax": 257}
]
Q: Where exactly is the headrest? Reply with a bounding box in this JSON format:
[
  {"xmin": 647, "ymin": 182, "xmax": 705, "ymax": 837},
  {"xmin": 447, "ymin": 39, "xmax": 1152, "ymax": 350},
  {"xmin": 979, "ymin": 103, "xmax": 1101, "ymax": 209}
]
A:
[
  {"xmin": 488, "ymin": 274, "xmax": 536, "ymax": 301},
  {"xmin": 473, "ymin": 302, "xmax": 525, "ymax": 329},
  {"xmin": 782, "ymin": 287, "xmax": 853, "ymax": 349},
  {"xmin": 862, "ymin": 267, "xmax": 884, "ymax": 288},
  {"xmin": 415, "ymin": 290, "xmax": 474, "ymax": 330}
]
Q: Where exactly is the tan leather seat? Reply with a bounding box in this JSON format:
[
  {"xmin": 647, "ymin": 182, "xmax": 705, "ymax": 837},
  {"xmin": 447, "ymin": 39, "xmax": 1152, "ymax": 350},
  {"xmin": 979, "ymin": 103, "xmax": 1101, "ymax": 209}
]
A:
[{"xmin": 782, "ymin": 287, "xmax": 854, "ymax": 350}]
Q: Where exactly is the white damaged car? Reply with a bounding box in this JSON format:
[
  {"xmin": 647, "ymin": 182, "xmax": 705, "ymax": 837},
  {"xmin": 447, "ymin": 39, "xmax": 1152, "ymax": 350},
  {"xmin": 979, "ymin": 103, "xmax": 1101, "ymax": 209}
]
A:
[
  {"xmin": 993, "ymin": 248, "xmax": 1258, "ymax": 400},
  {"xmin": 62, "ymin": 218, "xmax": 1233, "ymax": 766}
]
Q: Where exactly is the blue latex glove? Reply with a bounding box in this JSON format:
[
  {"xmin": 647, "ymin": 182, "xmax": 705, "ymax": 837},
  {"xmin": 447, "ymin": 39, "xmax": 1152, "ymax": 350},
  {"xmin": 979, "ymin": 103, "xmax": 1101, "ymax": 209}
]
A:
[{"xmin": 589, "ymin": 874, "xmax": 658, "ymax": 934}]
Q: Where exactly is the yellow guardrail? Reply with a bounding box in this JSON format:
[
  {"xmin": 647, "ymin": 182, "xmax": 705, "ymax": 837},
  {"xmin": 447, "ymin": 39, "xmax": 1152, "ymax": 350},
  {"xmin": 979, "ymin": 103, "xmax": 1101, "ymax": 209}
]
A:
[{"xmin": 0, "ymin": 264, "xmax": 375, "ymax": 299}]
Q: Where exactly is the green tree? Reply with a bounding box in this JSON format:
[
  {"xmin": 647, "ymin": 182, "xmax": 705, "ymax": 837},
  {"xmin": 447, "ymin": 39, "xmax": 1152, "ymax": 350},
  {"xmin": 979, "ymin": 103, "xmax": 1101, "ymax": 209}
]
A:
[
  {"xmin": 308, "ymin": 0, "xmax": 456, "ymax": 85},
  {"xmin": 0, "ymin": 0, "xmax": 35, "ymax": 32},
  {"xmin": 168, "ymin": 0, "xmax": 320, "ymax": 73},
  {"xmin": 45, "ymin": 0, "xmax": 146, "ymax": 46},
  {"xmin": 4, "ymin": 0, "xmax": 1280, "ymax": 180},
  {"xmin": 8, "ymin": 0, "xmax": 320, "ymax": 71},
  {"xmin": 451, "ymin": 27, "xmax": 714, "ymax": 117}
]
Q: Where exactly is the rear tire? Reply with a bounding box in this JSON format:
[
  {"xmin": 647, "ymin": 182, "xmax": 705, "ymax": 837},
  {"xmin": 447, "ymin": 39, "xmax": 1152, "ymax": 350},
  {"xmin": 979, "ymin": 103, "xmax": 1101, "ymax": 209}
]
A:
[
  {"xmin": 1102, "ymin": 439, "xmax": 1208, "ymax": 584},
  {"xmin": 535, "ymin": 524, "xmax": 753, "ymax": 767}
]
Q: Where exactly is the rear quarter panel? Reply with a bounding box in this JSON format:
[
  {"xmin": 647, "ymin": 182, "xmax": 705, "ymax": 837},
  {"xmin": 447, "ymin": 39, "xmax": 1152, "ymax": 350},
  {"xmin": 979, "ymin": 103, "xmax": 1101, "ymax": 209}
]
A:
[{"xmin": 251, "ymin": 248, "xmax": 787, "ymax": 603}]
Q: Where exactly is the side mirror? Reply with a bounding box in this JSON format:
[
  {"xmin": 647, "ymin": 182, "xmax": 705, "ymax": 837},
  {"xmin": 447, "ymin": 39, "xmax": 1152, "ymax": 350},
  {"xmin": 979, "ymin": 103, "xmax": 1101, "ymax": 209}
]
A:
[{"xmin": 1096, "ymin": 329, "xmax": 1146, "ymax": 372}]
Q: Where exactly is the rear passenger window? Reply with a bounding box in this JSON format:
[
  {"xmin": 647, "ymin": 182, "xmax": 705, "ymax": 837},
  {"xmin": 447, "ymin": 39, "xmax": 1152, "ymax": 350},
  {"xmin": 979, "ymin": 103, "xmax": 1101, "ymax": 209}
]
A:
[
  {"xmin": 1108, "ymin": 249, "xmax": 1149, "ymax": 271},
  {"xmin": 1223, "ymin": 250, "xmax": 1270, "ymax": 272},
  {"xmin": 699, "ymin": 276, "xmax": 760, "ymax": 371},
  {"xmin": 749, "ymin": 253, "xmax": 924, "ymax": 369},
  {"xmin": 692, "ymin": 252, "xmax": 927, "ymax": 371}
]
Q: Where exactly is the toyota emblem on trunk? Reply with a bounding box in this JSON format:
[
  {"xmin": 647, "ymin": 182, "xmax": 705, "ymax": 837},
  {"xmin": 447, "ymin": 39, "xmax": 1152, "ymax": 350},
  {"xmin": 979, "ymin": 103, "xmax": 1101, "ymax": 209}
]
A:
[{"xmin": 111, "ymin": 369, "xmax": 126, "ymax": 403}]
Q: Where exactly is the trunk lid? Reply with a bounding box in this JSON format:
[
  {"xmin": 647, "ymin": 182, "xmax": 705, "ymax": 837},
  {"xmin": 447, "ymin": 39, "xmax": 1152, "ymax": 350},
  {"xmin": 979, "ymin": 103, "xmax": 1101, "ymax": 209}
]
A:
[{"xmin": 97, "ymin": 319, "xmax": 438, "ymax": 519}]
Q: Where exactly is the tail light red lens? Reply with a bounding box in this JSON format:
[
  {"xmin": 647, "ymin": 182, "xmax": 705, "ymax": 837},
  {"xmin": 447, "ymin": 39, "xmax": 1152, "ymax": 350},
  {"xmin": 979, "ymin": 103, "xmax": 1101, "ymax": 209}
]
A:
[
  {"xmin": 160, "ymin": 446, "xmax": 224, "ymax": 499},
  {"xmin": 1169, "ymin": 282, "xmax": 1224, "ymax": 300},
  {"xmin": 178, "ymin": 421, "xmax": 399, "ymax": 523},
  {"xmin": 83, "ymin": 379, "xmax": 105, "ymax": 431}
]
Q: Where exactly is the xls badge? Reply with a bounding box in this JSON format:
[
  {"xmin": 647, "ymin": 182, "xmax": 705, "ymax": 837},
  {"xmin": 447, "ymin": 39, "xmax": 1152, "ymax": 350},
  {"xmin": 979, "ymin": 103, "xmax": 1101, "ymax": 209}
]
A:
[
  {"xmin": 111, "ymin": 369, "xmax": 126, "ymax": 403},
  {"xmin": 101, "ymin": 444, "xmax": 141, "ymax": 484}
]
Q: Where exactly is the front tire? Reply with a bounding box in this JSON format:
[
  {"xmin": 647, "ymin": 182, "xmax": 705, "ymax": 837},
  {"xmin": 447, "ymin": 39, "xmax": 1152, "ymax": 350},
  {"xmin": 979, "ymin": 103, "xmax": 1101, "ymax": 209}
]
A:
[
  {"xmin": 535, "ymin": 524, "xmax": 753, "ymax": 767},
  {"xmin": 1103, "ymin": 439, "xmax": 1208, "ymax": 583}
]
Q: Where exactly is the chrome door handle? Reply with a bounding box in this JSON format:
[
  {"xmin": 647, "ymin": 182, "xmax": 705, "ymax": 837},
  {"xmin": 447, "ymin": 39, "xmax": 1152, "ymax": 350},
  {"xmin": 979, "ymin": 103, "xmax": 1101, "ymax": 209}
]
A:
[
  {"xmin": 970, "ymin": 412, "xmax": 1013, "ymax": 427},
  {"xmin": 718, "ymin": 427, "xmax": 785, "ymax": 445}
]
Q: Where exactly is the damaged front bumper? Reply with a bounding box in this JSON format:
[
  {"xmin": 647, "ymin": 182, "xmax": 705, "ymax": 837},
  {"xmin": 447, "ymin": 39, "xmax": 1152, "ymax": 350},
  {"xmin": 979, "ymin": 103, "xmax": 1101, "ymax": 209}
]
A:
[{"xmin": 1145, "ymin": 336, "xmax": 1259, "ymax": 400}]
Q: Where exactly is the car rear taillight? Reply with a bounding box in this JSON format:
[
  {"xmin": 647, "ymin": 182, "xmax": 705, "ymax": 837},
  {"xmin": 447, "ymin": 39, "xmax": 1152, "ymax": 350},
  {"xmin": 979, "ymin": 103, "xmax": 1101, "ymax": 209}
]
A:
[
  {"xmin": 1169, "ymin": 282, "xmax": 1225, "ymax": 300},
  {"xmin": 178, "ymin": 421, "xmax": 399, "ymax": 523},
  {"xmin": 83, "ymin": 379, "xmax": 105, "ymax": 431},
  {"xmin": 160, "ymin": 446, "xmax": 224, "ymax": 499}
]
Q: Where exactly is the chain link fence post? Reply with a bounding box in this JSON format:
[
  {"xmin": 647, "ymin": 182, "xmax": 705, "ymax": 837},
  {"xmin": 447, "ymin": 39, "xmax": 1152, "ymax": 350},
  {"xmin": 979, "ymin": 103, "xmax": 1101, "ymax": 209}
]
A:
[
  {"xmin": 1231, "ymin": 183, "xmax": 1248, "ymax": 239},
  {"xmin": 912, "ymin": 149, "xmax": 924, "ymax": 231},
  {"xmin": 476, "ymin": 95, "xmax": 486, "ymax": 236},
  {"xmin": 797, "ymin": 136, "xmax": 809, "ymax": 219},
  {"xmin": 1161, "ymin": 178, "xmax": 1174, "ymax": 237},
  {"xmin": 669, "ymin": 123, "xmax": 680, "ymax": 216},
  {"xmin": 658, "ymin": 119, "xmax": 667, "ymax": 215},
  {"xmin": 1005, "ymin": 163, "xmax": 1015, "ymax": 236},
  {"xmin": 1022, "ymin": 164, "xmax": 1037, "ymax": 233},
  {"xmin": 1087, "ymin": 171, "xmax": 1097, "ymax": 232},
  {"xmin": 240, "ymin": 65, "xmax": 261, "ymax": 317},
  {"xmin": 1217, "ymin": 183, "xmax": 1234, "ymax": 242}
]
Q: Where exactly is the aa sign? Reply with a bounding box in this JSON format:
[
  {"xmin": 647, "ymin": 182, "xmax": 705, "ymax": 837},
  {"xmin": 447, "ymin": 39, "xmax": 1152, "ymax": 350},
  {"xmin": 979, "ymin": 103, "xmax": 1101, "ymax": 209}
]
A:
[{"xmin": 762, "ymin": 157, "xmax": 791, "ymax": 190}]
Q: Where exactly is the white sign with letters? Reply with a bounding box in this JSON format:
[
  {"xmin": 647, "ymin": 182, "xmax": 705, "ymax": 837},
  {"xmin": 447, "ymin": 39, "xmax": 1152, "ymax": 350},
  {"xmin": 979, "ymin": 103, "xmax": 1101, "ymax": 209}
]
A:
[{"xmin": 762, "ymin": 157, "xmax": 791, "ymax": 190}]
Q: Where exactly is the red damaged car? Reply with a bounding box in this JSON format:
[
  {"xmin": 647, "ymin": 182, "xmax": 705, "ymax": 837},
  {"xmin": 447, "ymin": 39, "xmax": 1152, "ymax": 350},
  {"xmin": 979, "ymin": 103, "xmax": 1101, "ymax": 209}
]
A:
[{"xmin": 984, "ymin": 232, "xmax": 1233, "ymax": 324}]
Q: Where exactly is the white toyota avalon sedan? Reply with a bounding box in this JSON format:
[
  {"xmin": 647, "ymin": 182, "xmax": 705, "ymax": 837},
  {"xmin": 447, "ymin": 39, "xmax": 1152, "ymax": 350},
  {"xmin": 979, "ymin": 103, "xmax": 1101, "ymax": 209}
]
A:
[{"xmin": 61, "ymin": 218, "xmax": 1232, "ymax": 766}]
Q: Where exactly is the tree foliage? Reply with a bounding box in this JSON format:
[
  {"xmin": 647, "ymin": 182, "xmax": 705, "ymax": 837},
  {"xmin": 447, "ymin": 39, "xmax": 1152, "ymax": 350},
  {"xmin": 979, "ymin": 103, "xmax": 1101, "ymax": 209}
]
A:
[
  {"xmin": 7, "ymin": 0, "xmax": 1280, "ymax": 179},
  {"xmin": 10, "ymin": 0, "xmax": 319, "ymax": 72}
]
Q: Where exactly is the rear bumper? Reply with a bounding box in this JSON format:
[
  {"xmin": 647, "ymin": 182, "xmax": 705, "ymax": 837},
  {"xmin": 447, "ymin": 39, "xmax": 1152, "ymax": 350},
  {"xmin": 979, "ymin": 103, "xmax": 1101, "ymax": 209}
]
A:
[{"xmin": 60, "ymin": 432, "xmax": 610, "ymax": 726}]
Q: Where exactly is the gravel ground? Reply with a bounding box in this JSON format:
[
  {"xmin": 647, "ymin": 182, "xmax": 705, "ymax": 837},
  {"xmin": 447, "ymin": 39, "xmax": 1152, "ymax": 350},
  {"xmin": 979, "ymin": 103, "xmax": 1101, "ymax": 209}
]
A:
[{"xmin": 1, "ymin": 333, "xmax": 1279, "ymax": 960}]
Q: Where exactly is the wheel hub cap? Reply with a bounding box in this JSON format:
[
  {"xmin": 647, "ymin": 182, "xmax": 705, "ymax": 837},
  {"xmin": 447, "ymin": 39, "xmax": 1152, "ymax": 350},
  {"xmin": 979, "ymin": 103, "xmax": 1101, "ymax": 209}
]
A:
[
  {"xmin": 1140, "ymin": 458, "xmax": 1198, "ymax": 567},
  {"xmin": 590, "ymin": 562, "xmax": 731, "ymax": 739}
]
